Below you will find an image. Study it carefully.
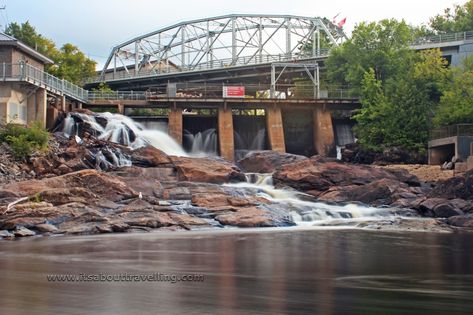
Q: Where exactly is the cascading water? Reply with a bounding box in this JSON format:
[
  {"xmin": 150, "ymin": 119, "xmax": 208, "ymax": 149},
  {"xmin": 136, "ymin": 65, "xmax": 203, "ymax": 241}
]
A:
[
  {"xmin": 227, "ymin": 173, "xmax": 418, "ymax": 227},
  {"xmin": 61, "ymin": 112, "xmax": 188, "ymax": 156},
  {"xmin": 234, "ymin": 128, "xmax": 266, "ymax": 160},
  {"xmin": 184, "ymin": 128, "xmax": 218, "ymax": 156}
]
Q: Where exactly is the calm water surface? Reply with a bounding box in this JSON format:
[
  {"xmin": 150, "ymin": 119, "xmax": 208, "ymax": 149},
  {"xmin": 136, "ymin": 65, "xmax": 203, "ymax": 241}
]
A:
[{"xmin": 1, "ymin": 227, "xmax": 473, "ymax": 315}]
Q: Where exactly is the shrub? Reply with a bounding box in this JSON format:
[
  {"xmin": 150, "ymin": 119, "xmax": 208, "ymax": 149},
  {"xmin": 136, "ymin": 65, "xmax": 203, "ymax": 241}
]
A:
[{"xmin": 0, "ymin": 121, "xmax": 49, "ymax": 159}]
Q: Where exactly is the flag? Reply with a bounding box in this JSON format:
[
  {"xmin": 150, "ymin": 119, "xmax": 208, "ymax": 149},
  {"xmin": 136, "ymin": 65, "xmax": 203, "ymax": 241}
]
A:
[{"xmin": 338, "ymin": 17, "xmax": 347, "ymax": 28}]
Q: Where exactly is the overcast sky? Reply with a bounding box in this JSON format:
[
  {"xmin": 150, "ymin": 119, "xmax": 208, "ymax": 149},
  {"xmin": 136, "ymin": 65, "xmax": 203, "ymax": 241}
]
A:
[{"xmin": 0, "ymin": 0, "xmax": 467, "ymax": 68}]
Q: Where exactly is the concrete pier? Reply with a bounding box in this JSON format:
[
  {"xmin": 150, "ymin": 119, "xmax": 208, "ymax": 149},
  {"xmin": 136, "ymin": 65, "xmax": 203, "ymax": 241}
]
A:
[
  {"xmin": 168, "ymin": 108, "xmax": 183, "ymax": 145},
  {"xmin": 266, "ymin": 107, "xmax": 286, "ymax": 152},
  {"xmin": 218, "ymin": 108, "xmax": 235, "ymax": 161},
  {"xmin": 313, "ymin": 107, "xmax": 335, "ymax": 156}
]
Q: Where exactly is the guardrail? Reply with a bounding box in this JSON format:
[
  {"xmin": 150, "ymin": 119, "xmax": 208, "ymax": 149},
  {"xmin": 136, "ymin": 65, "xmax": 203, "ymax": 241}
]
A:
[
  {"xmin": 412, "ymin": 31, "xmax": 473, "ymax": 47},
  {"xmin": 88, "ymin": 50, "xmax": 330, "ymax": 84},
  {"xmin": 87, "ymin": 83, "xmax": 358, "ymax": 101},
  {"xmin": 1, "ymin": 62, "xmax": 89, "ymax": 102},
  {"xmin": 430, "ymin": 124, "xmax": 473, "ymax": 140}
]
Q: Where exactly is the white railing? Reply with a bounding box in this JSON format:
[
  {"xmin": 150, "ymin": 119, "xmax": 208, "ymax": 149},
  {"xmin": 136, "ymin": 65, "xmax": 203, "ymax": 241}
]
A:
[
  {"xmin": 1, "ymin": 62, "xmax": 89, "ymax": 102},
  {"xmin": 412, "ymin": 31, "xmax": 473, "ymax": 46}
]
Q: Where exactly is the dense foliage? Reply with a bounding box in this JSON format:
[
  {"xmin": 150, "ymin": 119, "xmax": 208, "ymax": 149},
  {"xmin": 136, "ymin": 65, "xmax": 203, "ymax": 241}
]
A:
[
  {"xmin": 326, "ymin": 19, "xmax": 450, "ymax": 153},
  {"xmin": 430, "ymin": 0, "xmax": 473, "ymax": 33},
  {"xmin": 5, "ymin": 21, "xmax": 96, "ymax": 85},
  {"xmin": 0, "ymin": 122, "xmax": 49, "ymax": 159},
  {"xmin": 434, "ymin": 54, "xmax": 473, "ymax": 126}
]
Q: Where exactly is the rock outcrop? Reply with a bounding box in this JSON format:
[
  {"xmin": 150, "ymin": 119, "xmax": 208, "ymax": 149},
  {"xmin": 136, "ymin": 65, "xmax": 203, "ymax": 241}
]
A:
[
  {"xmin": 170, "ymin": 156, "xmax": 245, "ymax": 184},
  {"xmin": 237, "ymin": 150, "xmax": 307, "ymax": 173}
]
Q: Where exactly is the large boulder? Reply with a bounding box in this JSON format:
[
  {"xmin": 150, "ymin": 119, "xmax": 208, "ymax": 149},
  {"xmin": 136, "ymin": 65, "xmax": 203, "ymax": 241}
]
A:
[
  {"xmin": 318, "ymin": 178, "xmax": 412, "ymax": 206},
  {"xmin": 130, "ymin": 146, "xmax": 172, "ymax": 167},
  {"xmin": 447, "ymin": 214, "xmax": 473, "ymax": 228},
  {"xmin": 170, "ymin": 156, "xmax": 245, "ymax": 184},
  {"xmin": 273, "ymin": 156, "xmax": 420, "ymax": 197},
  {"xmin": 237, "ymin": 150, "xmax": 307, "ymax": 173},
  {"xmin": 429, "ymin": 170, "xmax": 473, "ymax": 200}
]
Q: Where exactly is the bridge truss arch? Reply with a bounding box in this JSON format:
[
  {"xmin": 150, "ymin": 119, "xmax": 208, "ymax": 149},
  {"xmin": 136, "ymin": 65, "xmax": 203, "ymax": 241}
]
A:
[{"xmin": 99, "ymin": 14, "xmax": 347, "ymax": 81}]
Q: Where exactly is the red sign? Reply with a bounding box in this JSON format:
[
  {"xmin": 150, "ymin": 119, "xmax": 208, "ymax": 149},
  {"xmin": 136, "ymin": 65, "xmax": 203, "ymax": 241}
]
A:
[{"xmin": 223, "ymin": 86, "xmax": 245, "ymax": 98}]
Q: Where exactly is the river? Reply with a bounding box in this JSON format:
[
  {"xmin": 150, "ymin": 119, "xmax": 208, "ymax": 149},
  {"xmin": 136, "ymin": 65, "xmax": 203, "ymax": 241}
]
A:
[{"xmin": 1, "ymin": 228, "xmax": 472, "ymax": 314}]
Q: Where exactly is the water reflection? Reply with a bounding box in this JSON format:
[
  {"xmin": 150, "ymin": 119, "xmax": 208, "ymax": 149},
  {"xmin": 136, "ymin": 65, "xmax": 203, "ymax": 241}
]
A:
[{"xmin": 0, "ymin": 229, "xmax": 473, "ymax": 314}]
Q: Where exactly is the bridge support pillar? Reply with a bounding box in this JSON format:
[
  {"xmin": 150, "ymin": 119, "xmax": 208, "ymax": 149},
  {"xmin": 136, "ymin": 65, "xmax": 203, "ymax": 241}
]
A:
[
  {"xmin": 168, "ymin": 108, "xmax": 183, "ymax": 145},
  {"xmin": 313, "ymin": 107, "xmax": 335, "ymax": 156},
  {"xmin": 61, "ymin": 95, "xmax": 66, "ymax": 112},
  {"xmin": 27, "ymin": 88, "xmax": 47, "ymax": 128},
  {"xmin": 266, "ymin": 107, "xmax": 285, "ymax": 152},
  {"xmin": 117, "ymin": 104, "xmax": 124, "ymax": 114},
  {"xmin": 218, "ymin": 108, "xmax": 235, "ymax": 161}
]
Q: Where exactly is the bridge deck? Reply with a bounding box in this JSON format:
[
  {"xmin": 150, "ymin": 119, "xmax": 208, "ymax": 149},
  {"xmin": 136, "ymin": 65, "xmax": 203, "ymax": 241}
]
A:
[{"xmin": 86, "ymin": 97, "xmax": 360, "ymax": 111}]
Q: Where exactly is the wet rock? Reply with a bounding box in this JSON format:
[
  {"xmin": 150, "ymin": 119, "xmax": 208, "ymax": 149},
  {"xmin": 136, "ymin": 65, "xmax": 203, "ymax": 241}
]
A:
[
  {"xmin": 429, "ymin": 170, "xmax": 473, "ymax": 200},
  {"xmin": 318, "ymin": 179, "xmax": 408, "ymax": 205},
  {"xmin": 130, "ymin": 146, "xmax": 172, "ymax": 167},
  {"xmin": 237, "ymin": 150, "xmax": 307, "ymax": 173},
  {"xmin": 0, "ymin": 230, "xmax": 14, "ymax": 238},
  {"xmin": 357, "ymin": 218, "xmax": 453, "ymax": 232},
  {"xmin": 450, "ymin": 199, "xmax": 473, "ymax": 213},
  {"xmin": 170, "ymin": 156, "xmax": 245, "ymax": 184},
  {"xmin": 96, "ymin": 224, "xmax": 113, "ymax": 233},
  {"xmin": 59, "ymin": 223, "xmax": 99, "ymax": 235},
  {"xmin": 274, "ymin": 157, "xmax": 420, "ymax": 198},
  {"xmin": 418, "ymin": 198, "xmax": 449, "ymax": 214},
  {"xmin": 432, "ymin": 203, "xmax": 463, "ymax": 218},
  {"xmin": 215, "ymin": 207, "xmax": 273, "ymax": 227},
  {"xmin": 110, "ymin": 222, "xmax": 130, "ymax": 232},
  {"xmin": 14, "ymin": 226, "xmax": 36, "ymax": 237},
  {"xmin": 35, "ymin": 223, "xmax": 59, "ymax": 233},
  {"xmin": 447, "ymin": 214, "xmax": 473, "ymax": 228}
]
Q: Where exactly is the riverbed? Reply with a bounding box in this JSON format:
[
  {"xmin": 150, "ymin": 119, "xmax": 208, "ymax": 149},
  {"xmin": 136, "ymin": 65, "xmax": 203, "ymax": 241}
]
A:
[{"xmin": 1, "ymin": 227, "xmax": 472, "ymax": 314}]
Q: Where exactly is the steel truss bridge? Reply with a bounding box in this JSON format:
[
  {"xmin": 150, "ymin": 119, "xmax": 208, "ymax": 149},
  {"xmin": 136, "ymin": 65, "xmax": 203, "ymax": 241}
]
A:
[{"xmin": 87, "ymin": 14, "xmax": 346, "ymax": 90}]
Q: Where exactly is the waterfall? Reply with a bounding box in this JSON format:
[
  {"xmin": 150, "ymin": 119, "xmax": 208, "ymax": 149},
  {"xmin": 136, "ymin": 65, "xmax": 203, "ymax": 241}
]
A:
[
  {"xmin": 62, "ymin": 112, "xmax": 188, "ymax": 156},
  {"xmin": 225, "ymin": 173, "xmax": 417, "ymax": 227},
  {"xmin": 184, "ymin": 128, "xmax": 218, "ymax": 156},
  {"xmin": 234, "ymin": 128, "xmax": 266, "ymax": 160}
]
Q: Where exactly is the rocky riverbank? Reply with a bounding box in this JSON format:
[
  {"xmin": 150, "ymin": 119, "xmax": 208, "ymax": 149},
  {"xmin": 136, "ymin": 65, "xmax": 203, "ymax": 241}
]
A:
[{"xmin": 1, "ymin": 112, "xmax": 472, "ymax": 239}]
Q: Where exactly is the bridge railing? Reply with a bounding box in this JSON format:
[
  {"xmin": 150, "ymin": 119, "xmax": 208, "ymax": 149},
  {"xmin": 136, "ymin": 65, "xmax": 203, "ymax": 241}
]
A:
[
  {"xmin": 88, "ymin": 83, "xmax": 358, "ymax": 101},
  {"xmin": 412, "ymin": 31, "xmax": 473, "ymax": 47},
  {"xmin": 0, "ymin": 62, "xmax": 89, "ymax": 102},
  {"xmin": 88, "ymin": 51, "xmax": 330, "ymax": 84},
  {"xmin": 430, "ymin": 124, "xmax": 473, "ymax": 140}
]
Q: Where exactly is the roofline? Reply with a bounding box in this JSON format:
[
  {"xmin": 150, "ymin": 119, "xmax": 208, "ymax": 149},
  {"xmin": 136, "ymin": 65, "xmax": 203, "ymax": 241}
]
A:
[{"xmin": 0, "ymin": 33, "xmax": 54, "ymax": 64}]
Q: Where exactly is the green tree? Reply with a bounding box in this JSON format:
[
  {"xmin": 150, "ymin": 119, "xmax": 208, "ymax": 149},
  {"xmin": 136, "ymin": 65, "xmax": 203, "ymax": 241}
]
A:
[
  {"xmin": 48, "ymin": 43, "xmax": 96, "ymax": 85},
  {"xmin": 354, "ymin": 48, "xmax": 449, "ymax": 153},
  {"xmin": 434, "ymin": 54, "xmax": 473, "ymax": 126},
  {"xmin": 430, "ymin": 1, "xmax": 473, "ymax": 33},
  {"xmin": 325, "ymin": 19, "xmax": 415, "ymax": 89},
  {"xmin": 5, "ymin": 21, "xmax": 96, "ymax": 84}
]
